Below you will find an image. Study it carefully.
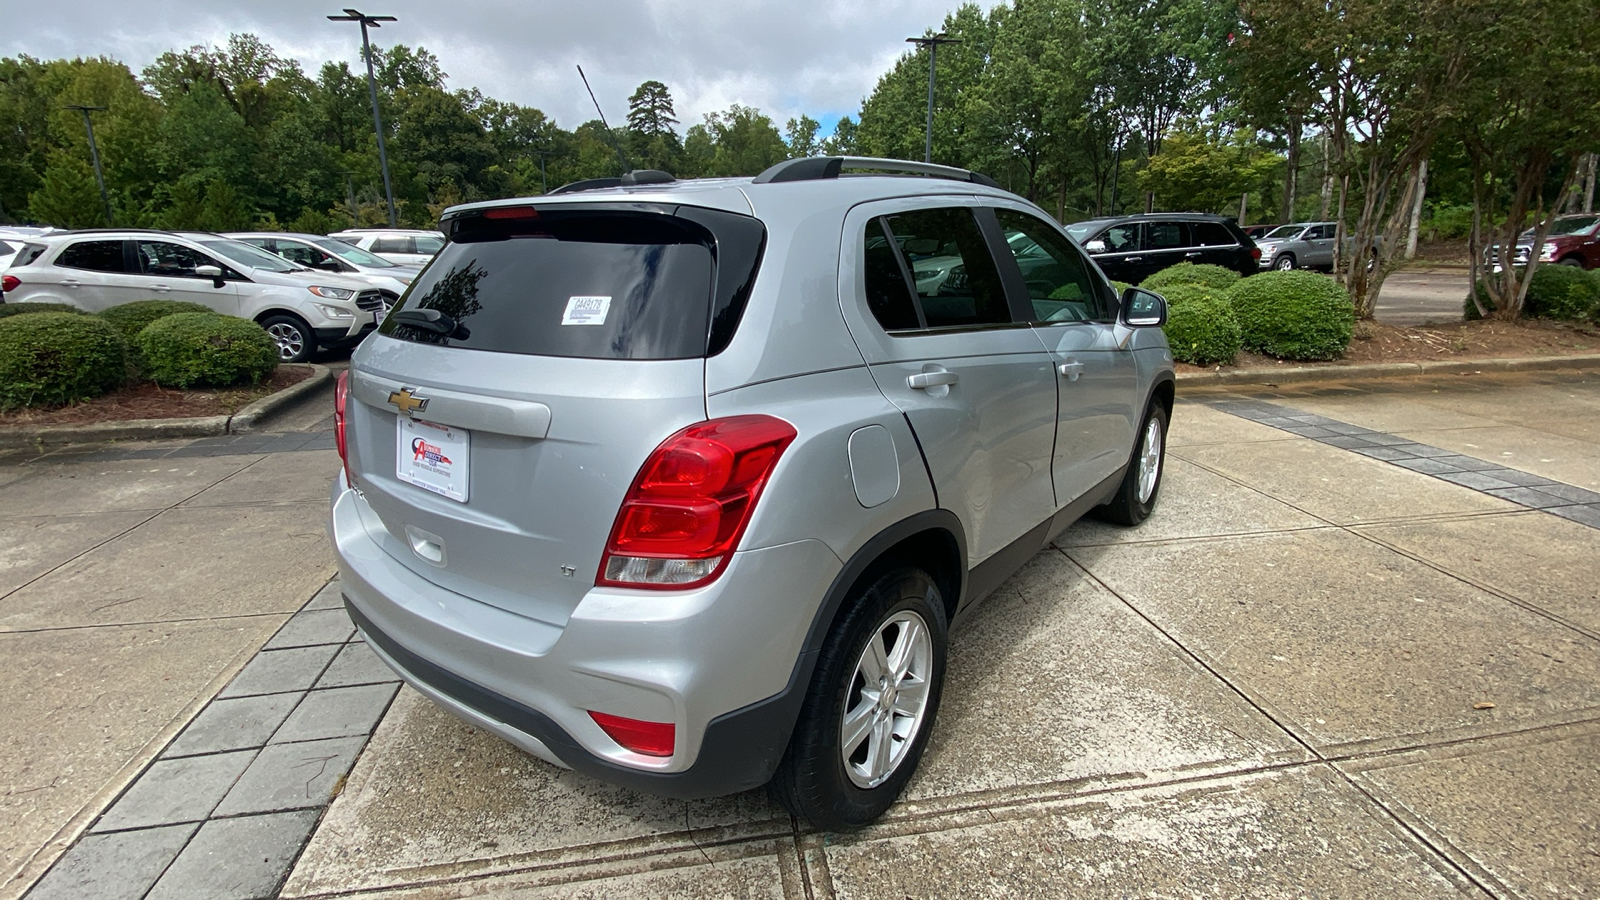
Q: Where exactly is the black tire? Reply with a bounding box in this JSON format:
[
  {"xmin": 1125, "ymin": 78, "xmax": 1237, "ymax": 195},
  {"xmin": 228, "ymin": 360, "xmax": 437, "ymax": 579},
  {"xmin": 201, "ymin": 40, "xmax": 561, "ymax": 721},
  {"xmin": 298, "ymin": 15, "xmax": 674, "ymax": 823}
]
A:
[
  {"xmin": 1558, "ymin": 257, "xmax": 1584, "ymax": 268},
  {"xmin": 1273, "ymin": 253, "xmax": 1296, "ymax": 271},
  {"xmin": 259, "ymin": 314, "xmax": 317, "ymax": 364},
  {"xmin": 1097, "ymin": 402, "xmax": 1169, "ymax": 526},
  {"xmin": 771, "ymin": 566, "xmax": 948, "ymax": 831}
]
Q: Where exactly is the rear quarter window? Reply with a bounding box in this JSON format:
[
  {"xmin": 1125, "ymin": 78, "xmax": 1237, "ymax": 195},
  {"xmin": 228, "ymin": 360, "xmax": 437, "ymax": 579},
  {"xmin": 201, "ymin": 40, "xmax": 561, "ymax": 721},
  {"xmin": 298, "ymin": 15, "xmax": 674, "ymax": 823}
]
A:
[{"xmin": 58, "ymin": 240, "xmax": 127, "ymax": 272}]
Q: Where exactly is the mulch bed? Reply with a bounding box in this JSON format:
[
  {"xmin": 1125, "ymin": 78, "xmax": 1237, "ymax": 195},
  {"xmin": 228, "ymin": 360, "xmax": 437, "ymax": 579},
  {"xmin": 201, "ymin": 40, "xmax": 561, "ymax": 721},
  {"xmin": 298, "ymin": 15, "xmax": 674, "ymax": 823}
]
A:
[
  {"xmin": 0, "ymin": 365, "xmax": 315, "ymax": 427},
  {"xmin": 1177, "ymin": 318, "xmax": 1600, "ymax": 376}
]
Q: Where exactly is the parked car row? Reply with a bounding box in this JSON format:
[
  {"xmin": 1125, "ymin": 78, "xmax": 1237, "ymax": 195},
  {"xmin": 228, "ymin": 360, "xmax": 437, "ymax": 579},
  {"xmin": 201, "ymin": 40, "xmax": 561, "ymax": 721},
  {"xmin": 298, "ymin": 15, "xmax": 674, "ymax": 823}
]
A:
[
  {"xmin": 1485, "ymin": 213, "xmax": 1600, "ymax": 271},
  {"xmin": 1, "ymin": 228, "xmax": 445, "ymax": 362},
  {"xmin": 1064, "ymin": 213, "xmax": 1261, "ymax": 283}
]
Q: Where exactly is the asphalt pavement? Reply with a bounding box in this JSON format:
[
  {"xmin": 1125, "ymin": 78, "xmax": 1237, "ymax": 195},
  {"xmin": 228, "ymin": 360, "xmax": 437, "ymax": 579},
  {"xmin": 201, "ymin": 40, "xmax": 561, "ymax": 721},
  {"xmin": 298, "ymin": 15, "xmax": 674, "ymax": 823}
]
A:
[{"xmin": 3, "ymin": 366, "xmax": 1598, "ymax": 899}]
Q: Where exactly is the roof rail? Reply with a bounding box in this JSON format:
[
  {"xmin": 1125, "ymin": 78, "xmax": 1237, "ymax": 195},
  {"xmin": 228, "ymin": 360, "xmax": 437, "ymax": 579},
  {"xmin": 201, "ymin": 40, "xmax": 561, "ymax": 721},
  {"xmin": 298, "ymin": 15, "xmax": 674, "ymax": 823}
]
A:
[
  {"xmin": 752, "ymin": 156, "xmax": 1003, "ymax": 190},
  {"xmin": 549, "ymin": 177, "xmax": 623, "ymax": 195}
]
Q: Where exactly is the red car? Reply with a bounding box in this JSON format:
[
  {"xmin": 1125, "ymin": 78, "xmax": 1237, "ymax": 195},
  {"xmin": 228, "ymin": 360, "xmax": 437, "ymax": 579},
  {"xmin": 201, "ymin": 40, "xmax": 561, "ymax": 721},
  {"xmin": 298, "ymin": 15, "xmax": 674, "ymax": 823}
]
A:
[{"xmin": 1512, "ymin": 214, "xmax": 1600, "ymax": 269}]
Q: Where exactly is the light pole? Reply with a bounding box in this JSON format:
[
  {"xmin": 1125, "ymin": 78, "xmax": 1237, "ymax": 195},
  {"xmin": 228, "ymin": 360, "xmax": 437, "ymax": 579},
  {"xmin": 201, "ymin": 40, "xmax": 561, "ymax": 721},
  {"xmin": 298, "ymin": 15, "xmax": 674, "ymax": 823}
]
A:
[
  {"xmin": 62, "ymin": 104, "xmax": 113, "ymax": 226},
  {"xmin": 905, "ymin": 33, "xmax": 961, "ymax": 164},
  {"xmin": 328, "ymin": 8, "xmax": 398, "ymax": 227}
]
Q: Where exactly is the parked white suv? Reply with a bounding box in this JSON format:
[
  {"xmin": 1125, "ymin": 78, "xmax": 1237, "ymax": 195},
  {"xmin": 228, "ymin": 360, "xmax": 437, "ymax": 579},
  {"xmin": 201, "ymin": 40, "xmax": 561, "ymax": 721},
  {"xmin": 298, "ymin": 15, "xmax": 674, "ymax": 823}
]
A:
[
  {"xmin": 0, "ymin": 229, "xmax": 385, "ymax": 362},
  {"xmin": 328, "ymin": 228, "xmax": 445, "ymax": 266},
  {"xmin": 226, "ymin": 232, "xmax": 420, "ymax": 303}
]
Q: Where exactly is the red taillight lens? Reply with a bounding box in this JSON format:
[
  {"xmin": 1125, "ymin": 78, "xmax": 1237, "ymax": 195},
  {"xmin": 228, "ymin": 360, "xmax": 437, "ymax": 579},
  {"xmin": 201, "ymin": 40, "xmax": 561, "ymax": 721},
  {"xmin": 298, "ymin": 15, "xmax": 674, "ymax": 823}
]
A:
[
  {"xmin": 483, "ymin": 206, "xmax": 539, "ymax": 220},
  {"xmin": 334, "ymin": 371, "xmax": 355, "ymax": 487},
  {"xmin": 588, "ymin": 711, "xmax": 675, "ymax": 757},
  {"xmin": 1250, "ymin": 247, "xmax": 1262, "ymax": 261},
  {"xmin": 597, "ymin": 415, "xmax": 797, "ymax": 589},
  {"xmin": 1, "ymin": 274, "xmax": 19, "ymax": 293}
]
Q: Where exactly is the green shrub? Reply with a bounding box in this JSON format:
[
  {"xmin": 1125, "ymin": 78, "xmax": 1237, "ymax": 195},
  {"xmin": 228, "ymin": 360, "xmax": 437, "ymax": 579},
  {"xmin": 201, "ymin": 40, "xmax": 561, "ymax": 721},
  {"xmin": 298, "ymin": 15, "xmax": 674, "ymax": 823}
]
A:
[
  {"xmin": 0, "ymin": 302, "xmax": 88, "ymax": 319},
  {"xmin": 0, "ymin": 312, "xmax": 128, "ymax": 410},
  {"xmin": 1226, "ymin": 270, "xmax": 1355, "ymax": 360},
  {"xmin": 98, "ymin": 300, "xmax": 216, "ymax": 341},
  {"xmin": 1110, "ymin": 280, "xmax": 1133, "ymax": 295},
  {"xmin": 1523, "ymin": 264, "xmax": 1600, "ymax": 321},
  {"xmin": 1468, "ymin": 266, "xmax": 1600, "ymax": 321},
  {"xmin": 1156, "ymin": 284, "xmax": 1242, "ymax": 366},
  {"xmin": 136, "ymin": 313, "xmax": 279, "ymax": 388},
  {"xmin": 1142, "ymin": 262, "xmax": 1242, "ymax": 292}
]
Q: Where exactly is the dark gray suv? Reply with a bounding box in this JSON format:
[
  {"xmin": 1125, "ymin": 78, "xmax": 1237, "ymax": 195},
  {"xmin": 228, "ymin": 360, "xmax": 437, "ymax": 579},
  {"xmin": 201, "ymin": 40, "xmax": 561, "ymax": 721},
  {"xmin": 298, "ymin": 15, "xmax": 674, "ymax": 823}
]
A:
[{"xmin": 329, "ymin": 157, "xmax": 1176, "ymax": 829}]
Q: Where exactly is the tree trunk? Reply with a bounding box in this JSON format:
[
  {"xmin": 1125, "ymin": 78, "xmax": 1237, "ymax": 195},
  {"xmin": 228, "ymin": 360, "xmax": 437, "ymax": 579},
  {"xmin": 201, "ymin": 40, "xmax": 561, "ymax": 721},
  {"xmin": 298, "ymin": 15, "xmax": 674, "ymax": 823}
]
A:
[
  {"xmin": 1145, "ymin": 191, "xmax": 1154, "ymax": 214},
  {"xmin": 1239, "ymin": 192, "xmax": 1248, "ymax": 223},
  {"xmin": 1319, "ymin": 135, "xmax": 1333, "ymax": 220},
  {"xmin": 1405, "ymin": 158, "xmax": 1429, "ymax": 259},
  {"xmin": 1280, "ymin": 119, "xmax": 1300, "ymax": 223},
  {"xmin": 1583, "ymin": 152, "xmax": 1597, "ymax": 214}
]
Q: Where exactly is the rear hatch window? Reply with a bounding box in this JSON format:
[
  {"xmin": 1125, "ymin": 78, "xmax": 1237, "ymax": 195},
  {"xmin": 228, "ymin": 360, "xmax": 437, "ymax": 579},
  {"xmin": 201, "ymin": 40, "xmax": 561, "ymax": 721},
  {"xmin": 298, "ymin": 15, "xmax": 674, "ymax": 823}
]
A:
[{"xmin": 379, "ymin": 204, "xmax": 765, "ymax": 360}]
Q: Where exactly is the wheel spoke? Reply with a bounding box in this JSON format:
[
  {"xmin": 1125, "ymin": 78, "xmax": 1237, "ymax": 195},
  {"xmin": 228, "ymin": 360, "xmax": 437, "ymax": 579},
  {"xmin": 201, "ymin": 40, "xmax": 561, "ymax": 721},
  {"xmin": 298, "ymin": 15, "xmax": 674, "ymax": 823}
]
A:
[
  {"xmin": 841, "ymin": 698, "xmax": 875, "ymax": 755},
  {"xmin": 868, "ymin": 712, "xmax": 895, "ymax": 779},
  {"xmin": 887, "ymin": 619, "xmax": 922, "ymax": 681},
  {"xmin": 860, "ymin": 632, "xmax": 889, "ymax": 682},
  {"xmin": 891, "ymin": 677, "xmax": 927, "ymax": 717}
]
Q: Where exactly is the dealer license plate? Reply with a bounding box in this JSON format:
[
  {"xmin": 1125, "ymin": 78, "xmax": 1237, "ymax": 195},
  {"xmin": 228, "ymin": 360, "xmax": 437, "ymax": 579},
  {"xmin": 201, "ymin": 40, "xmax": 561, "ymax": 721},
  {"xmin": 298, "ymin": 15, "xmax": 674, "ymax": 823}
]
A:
[{"xmin": 396, "ymin": 416, "xmax": 469, "ymax": 503}]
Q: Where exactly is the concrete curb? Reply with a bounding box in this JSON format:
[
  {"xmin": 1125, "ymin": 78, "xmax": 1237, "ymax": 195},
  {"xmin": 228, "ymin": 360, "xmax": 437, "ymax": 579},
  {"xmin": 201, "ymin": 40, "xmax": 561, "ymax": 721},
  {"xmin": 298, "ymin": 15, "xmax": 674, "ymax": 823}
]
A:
[
  {"xmin": 0, "ymin": 365, "xmax": 331, "ymax": 449},
  {"xmin": 1178, "ymin": 354, "xmax": 1600, "ymax": 389}
]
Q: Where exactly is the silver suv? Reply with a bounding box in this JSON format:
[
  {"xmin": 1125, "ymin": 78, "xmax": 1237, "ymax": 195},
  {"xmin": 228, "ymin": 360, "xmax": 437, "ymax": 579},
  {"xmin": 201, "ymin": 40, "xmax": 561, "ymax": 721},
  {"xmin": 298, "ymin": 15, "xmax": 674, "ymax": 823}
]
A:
[
  {"xmin": 329, "ymin": 157, "xmax": 1175, "ymax": 830},
  {"xmin": 1255, "ymin": 221, "xmax": 1338, "ymax": 271}
]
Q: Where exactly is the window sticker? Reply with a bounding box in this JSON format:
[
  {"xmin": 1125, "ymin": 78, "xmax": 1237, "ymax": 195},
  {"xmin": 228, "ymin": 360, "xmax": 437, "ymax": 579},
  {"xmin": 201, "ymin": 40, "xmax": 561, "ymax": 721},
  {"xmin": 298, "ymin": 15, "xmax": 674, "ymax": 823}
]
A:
[{"xmin": 562, "ymin": 295, "xmax": 611, "ymax": 325}]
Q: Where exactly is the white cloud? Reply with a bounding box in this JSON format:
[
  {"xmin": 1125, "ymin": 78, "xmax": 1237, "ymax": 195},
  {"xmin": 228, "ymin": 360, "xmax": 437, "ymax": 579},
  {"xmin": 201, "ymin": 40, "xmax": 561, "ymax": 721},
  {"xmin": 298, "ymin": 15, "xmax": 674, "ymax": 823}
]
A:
[{"xmin": 2, "ymin": 0, "xmax": 1001, "ymax": 132}]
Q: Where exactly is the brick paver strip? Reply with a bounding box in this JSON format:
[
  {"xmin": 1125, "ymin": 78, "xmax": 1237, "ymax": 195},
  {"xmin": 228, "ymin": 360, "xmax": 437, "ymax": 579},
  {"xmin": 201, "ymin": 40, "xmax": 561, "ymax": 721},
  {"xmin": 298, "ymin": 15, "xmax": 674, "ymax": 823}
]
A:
[
  {"xmin": 211, "ymin": 735, "xmax": 367, "ymax": 816},
  {"xmin": 162, "ymin": 694, "xmax": 300, "ymax": 758},
  {"xmin": 25, "ymin": 823, "xmax": 197, "ymax": 900},
  {"xmin": 91, "ymin": 751, "xmax": 256, "ymax": 833},
  {"xmin": 1207, "ymin": 398, "xmax": 1600, "ymax": 531},
  {"xmin": 218, "ymin": 645, "xmax": 342, "ymax": 699},
  {"xmin": 270, "ymin": 683, "xmax": 399, "ymax": 744},
  {"xmin": 144, "ymin": 810, "xmax": 321, "ymax": 900}
]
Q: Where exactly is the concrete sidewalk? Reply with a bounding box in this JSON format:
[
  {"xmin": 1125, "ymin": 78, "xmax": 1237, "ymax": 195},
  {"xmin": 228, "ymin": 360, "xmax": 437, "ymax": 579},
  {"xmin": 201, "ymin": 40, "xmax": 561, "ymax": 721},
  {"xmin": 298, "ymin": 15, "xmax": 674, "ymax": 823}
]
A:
[{"xmin": 3, "ymin": 370, "xmax": 1598, "ymax": 898}]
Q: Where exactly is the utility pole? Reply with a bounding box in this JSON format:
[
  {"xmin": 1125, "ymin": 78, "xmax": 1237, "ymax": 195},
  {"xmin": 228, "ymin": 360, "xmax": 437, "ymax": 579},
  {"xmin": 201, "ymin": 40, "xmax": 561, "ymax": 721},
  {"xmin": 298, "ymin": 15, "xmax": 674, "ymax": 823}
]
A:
[
  {"xmin": 62, "ymin": 104, "xmax": 112, "ymax": 226},
  {"xmin": 531, "ymin": 150, "xmax": 552, "ymax": 194},
  {"xmin": 906, "ymin": 34, "xmax": 961, "ymax": 164},
  {"xmin": 328, "ymin": 8, "xmax": 398, "ymax": 227}
]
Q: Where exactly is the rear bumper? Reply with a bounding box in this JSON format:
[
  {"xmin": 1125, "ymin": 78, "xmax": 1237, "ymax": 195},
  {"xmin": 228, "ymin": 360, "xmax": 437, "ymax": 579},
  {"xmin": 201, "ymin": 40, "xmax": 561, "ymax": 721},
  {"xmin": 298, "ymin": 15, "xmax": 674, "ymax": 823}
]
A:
[{"xmin": 328, "ymin": 479, "xmax": 841, "ymax": 799}]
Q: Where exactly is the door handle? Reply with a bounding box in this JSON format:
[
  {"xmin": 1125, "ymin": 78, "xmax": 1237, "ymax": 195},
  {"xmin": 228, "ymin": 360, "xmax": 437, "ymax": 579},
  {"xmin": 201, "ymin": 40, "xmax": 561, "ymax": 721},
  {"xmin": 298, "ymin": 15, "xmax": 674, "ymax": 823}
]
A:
[
  {"xmin": 1124, "ymin": 256, "xmax": 1142, "ymax": 263},
  {"xmin": 150, "ymin": 283, "xmax": 172, "ymax": 293},
  {"xmin": 1058, "ymin": 360, "xmax": 1085, "ymax": 381},
  {"xmin": 60, "ymin": 279, "xmax": 81, "ymax": 287},
  {"xmin": 907, "ymin": 371, "xmax": 959, "ymax": 390},
  {"xmin": 1185, "ymin": 251, "xmax": 1204, "ymax": 258}
]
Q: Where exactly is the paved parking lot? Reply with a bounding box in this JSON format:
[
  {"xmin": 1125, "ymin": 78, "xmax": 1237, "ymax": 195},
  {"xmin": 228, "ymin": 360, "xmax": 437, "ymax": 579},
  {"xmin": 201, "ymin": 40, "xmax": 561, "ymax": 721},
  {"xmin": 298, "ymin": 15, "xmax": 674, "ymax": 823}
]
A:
[{"xmin": 3, "ymin": 368, "xmax": 1597, "ymax": 898}]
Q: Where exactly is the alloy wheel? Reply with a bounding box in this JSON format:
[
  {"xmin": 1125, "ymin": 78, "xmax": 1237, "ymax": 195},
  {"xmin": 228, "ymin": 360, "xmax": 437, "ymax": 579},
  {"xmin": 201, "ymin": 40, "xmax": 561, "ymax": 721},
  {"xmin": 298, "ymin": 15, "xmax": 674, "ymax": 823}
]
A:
[{"xmin": 841, "ymin": 610, "xmax": 934, "ymax": 789}]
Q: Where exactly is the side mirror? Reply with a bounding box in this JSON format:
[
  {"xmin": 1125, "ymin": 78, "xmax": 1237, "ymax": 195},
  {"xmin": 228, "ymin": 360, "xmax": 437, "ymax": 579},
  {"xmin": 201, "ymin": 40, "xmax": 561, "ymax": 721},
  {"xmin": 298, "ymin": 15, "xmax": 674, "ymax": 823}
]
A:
[
  {"xmin": 1120, "ymin": 286, "xmax": 1167, "ymax": 327},
  {"xmin": 315, "ymin": 258, "xmax": 344, "ymax": 272},
  {"xmin": 1084, "ymin": 239, "xmax": 1108, "ymax": 254},
  {"xmin": 193, "ymin": 265, "xmax": 226, "ymax": 288}
]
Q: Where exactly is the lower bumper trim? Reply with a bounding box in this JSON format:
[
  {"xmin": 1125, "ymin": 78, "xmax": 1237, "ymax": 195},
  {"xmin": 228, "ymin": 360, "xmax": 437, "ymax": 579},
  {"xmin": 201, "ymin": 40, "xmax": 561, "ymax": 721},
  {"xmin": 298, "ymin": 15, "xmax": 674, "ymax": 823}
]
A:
[{"xmin": 344, "ymin": 596, "xmax": 804, "ymax": 800}]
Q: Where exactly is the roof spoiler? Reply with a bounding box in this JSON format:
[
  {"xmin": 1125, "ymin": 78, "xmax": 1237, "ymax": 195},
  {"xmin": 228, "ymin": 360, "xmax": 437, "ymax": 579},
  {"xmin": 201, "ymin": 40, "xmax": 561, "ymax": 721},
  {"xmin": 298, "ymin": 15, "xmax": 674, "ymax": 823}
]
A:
[
  {"xmin": 752, "ymin": 156, "xmax": 1002, "ymax": 190},
  {"xmin": 549, "ymin": 169, "xmax": 677, "ymax": 196}
]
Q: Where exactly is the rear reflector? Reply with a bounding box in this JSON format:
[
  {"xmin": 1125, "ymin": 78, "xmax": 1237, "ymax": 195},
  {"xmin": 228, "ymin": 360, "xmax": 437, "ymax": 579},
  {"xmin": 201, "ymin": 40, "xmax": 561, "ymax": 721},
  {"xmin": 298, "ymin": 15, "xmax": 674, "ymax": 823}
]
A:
[
  {"xmin": 589, "ymin": 711, "xmax": 675, "ymax": 757},
  {"xmin": 597, "ymin": 415, "xmax": 797, "ymax": 590}
]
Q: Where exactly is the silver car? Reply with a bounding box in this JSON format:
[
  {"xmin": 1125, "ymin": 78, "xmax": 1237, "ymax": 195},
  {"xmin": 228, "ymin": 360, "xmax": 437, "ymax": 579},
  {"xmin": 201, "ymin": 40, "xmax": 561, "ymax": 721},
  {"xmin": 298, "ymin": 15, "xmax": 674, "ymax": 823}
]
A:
[
  {"xmin": 328, "ymin": 157, "xmax": 1175, "ymax": 830},
  {"xmin": 1255, "ymin": 221, "xmax": 1339, "ymax": 271},
  {"xmin": 226, "ymin": 232, "xmax": 422, "ymax": 303}
]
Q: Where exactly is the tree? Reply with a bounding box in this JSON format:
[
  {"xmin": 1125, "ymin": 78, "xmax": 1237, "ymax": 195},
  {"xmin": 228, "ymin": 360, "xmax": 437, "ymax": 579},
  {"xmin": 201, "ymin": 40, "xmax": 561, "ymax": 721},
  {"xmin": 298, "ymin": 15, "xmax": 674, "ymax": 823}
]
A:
[
  {"xmin": 784, "ymin": 115, "xmax": 821, "ymax": 158},
  {"xmin": 626, "ymin": 81, "xmax": 682, "ymax": 173},
  {"xmin": 698, "ymin": 105, "xmax": 789, "ymax": 177},
  {"xmin": 28, "ymin": 153, "xmax": 104, "ymax": 227},
  {"xmin": 1138, "ymin": 126, "xmax": 1280, "ymax": 214}
]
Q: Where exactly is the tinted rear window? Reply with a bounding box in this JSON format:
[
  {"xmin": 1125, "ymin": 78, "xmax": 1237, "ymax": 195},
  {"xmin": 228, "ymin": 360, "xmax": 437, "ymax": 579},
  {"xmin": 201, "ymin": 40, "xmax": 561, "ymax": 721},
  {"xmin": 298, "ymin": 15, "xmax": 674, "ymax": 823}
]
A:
[
  {"xmin": 58, "ymin": 240, "xmax": 126, "ymax": 272},
  {"xmin": 381, "ymin": 210, "xmax": 740, "ymax": 360}
]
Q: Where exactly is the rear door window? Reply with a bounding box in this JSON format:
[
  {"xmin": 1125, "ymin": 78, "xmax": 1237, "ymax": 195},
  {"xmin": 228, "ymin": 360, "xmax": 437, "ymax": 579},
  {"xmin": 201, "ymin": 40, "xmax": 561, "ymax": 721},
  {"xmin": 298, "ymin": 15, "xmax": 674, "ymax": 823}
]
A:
[
  {"xmin": 1144, "ymin": 221, "xmax": 1190, "ymax": 250},
  {"xmin": 1192, "ymin": 222, "xmax": 1236, "ymax": 246},
  {"xmin": 57, "ymin": 240, "xmax": 127, "ymax": 272},
  {"xmin": 381, "ymin": 208, "xmax": 762, "ymax": 360},
  {"xmin": 372, "ymin": 236, "xmax": 412, "ymax": 254},
  {"xmin": 877, "ymin": 207, "xmax": 1009, "ymax": 329}
]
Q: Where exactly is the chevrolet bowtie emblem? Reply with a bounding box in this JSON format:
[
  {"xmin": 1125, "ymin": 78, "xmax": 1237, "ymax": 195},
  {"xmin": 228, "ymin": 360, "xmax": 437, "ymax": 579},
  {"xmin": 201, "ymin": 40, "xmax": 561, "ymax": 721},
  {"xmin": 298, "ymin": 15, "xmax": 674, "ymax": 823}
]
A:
[{"xmin": 387, "ymin": 387, "xmax": 429, "ymax": 417}]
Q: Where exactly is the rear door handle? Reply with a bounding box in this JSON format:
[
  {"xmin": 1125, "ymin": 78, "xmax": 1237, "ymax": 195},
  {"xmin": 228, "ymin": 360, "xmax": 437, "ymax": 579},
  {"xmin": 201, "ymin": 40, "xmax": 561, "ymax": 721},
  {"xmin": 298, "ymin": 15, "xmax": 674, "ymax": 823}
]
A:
[
  {"xmin": 1124, "ymin": 256, "xmax": 1142, "ymax": 263},
  {"xmin": 1058, "ymin": 360, "xmax": 1085, "ymax": 381},
  {"xmin": 1185, "ymin": 251, "xmax": 1204, "ymax": 258},
  {"xmin": 149, "ymin": 283, "xmax": 172, "ymax": 293},
  {"xmin": 60, "ymin": 279, "xmax": 82, "ymax": 287},
  {"xmin": 907, "ymin": 371, "xmax": 959, "ymax": 390}
]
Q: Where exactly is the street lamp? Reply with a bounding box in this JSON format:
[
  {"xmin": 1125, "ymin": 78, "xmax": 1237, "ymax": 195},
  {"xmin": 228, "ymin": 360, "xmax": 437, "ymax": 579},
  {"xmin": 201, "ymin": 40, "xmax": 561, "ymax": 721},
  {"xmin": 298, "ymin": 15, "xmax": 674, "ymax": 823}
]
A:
[
  {"xmin": 62, "ymin": 104, "xmax": 113, "ymax": 226},
  {"xmin": 905, "ymin": 33, "xmax": 961, "ymax": 164},
  {"xmin": 328, "ymin": 8, "xmax": 398, "ymax": 228}
]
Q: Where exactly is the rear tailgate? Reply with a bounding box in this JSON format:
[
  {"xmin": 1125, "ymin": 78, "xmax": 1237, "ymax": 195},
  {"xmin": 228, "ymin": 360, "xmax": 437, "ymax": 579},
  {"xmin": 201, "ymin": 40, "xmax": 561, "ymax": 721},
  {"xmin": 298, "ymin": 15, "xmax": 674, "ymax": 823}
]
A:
[{"xmin": 341, "ymin": 202, "xmax": 764, "ymax": 629}]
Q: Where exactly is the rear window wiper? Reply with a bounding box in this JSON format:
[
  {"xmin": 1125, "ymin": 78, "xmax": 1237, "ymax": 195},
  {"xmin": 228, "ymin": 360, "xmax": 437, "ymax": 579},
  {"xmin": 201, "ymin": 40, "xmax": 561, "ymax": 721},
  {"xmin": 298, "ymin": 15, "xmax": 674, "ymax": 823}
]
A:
[{"xmin": 392, "ymin": 307, "xmax": 470, "ymax": 340}]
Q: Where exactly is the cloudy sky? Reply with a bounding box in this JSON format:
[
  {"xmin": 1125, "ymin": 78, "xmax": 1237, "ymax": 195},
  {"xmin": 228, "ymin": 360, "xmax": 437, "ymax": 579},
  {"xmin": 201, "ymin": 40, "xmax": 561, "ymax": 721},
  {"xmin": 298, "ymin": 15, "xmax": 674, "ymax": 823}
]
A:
[{"xmin": 4, "ymin": 0, "xmax": 1001, "ymax": 135}]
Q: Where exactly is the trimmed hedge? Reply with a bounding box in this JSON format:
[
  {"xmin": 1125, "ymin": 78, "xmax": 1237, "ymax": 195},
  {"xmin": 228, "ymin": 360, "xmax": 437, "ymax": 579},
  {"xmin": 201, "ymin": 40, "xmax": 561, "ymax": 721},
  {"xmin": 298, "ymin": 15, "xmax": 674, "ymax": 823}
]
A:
[
  {"xmin": 1142, "ymin": 262, "xmax": 1243, "ymax": 292},
  {"xmin": 1157, "ymin": 284, "xmax": 1242, "ymax": 366},
  {"xmin": 1226, "ymin": 270, "xmax": 1355, "ymax": 361},
  {"xmin": 1467, "ymin": 265, "xmax": 1600, "ymax": 321},
  {"xmin": 0, "ymin": 312, "xmax": 128, "ymax": 410},
  {"xmin": 99, "ymin": 300, "xmax": 216, "ymax": 342},
  {"xmin": 136, "ymin": 313, "xmax": 279, "ymax": 388},
  {"xmin": 0, "ymin": 302, "xmax": 88, "ymax": 319}
]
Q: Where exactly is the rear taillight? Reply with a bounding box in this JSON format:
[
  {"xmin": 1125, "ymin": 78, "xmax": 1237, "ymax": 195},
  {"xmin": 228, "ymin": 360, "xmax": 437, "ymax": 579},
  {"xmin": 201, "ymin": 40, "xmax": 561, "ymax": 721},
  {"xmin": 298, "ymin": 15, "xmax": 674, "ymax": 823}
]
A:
[
  {"xmin": 1250, "ymin": 247, "xmax": 1262, "ymax": 262},
  {"xmin": 1, "ymin": 275, "xmax": 18, "ymax": 293},
  {"xmin": 597, "ymin": 415, "xmax": 797, "ymax": 590},
  {"xmin": 589, "ymin": 711, "xmax": 675, "ymax": 757},
  {"xmin": 334, "ymin": 371, "xmax": 355, "ymax": 488}
]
